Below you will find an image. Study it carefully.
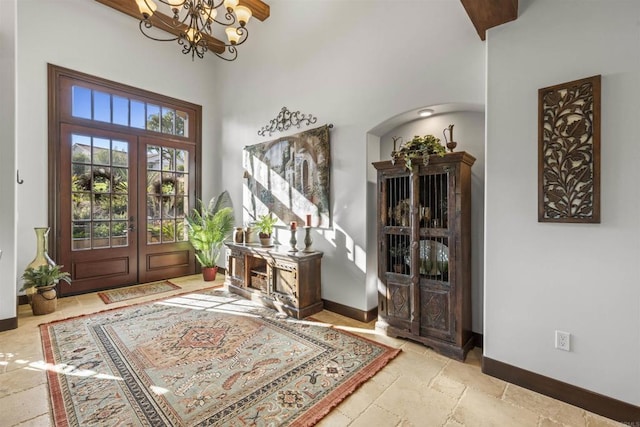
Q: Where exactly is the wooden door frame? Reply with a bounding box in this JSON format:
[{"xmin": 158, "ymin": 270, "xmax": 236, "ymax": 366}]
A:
[{"xmin": 48, "ymin": 64, "xmax": 202, "ymax": 277}]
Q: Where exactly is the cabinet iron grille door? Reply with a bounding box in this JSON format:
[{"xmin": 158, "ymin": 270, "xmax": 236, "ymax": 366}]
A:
[
  {"xmin": 417, "ymin": 168, "xmax": 455, "ymax": 342},
  {"xmin": 380, "ymin": 170, "xmax": 413, "ymax": 330}
]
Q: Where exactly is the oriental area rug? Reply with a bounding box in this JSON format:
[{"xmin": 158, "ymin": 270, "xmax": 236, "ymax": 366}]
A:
[
  {"xmin": 97, "ymin": 280, "xmax": 181, "ymax": 304},
  {"xmin": 40, "ymin": 289, "xmax": 400, "ymax": 426}
]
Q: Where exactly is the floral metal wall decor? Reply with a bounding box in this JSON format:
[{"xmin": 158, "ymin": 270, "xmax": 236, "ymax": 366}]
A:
[
  {"xmin": 257, "ymin": 106, "xmax": 319, "ymax": 137},
  {"xmin": 538, "ymin": 75, "xmax": 601, "ymax": 223},
  {"xmin": 243, "ymin": 124, "xmax": 331, "ymax": 228}
]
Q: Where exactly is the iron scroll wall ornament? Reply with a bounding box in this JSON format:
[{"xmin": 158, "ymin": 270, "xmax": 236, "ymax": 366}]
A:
[
  {"xmin": 258, "ymin": 107, "xmax": 333, "ymax": 137},
  {"xmin": 538, "ymin": 75, "xmax": 601, "ymax": 223}
]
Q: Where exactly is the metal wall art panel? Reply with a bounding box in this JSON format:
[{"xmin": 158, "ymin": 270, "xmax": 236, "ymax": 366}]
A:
[
  {"xmin": 243, "ymin": 124, "xmax": 331, "ymax": 228},
  {"xmin": 538, "ymin": 75, "xmax": 601, "ymax": 223}
]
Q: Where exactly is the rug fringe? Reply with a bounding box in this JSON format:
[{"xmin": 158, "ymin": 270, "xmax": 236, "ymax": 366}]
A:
[
  {"xmin": 292, "ymin": 346, "xmax": 402, "ymax": 427},
  {"xmin": 40, "ymin": 324, "xmax": 72, "ymax": 427}
]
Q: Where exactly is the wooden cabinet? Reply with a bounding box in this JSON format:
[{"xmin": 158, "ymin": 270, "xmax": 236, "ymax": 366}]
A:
[
  {"xmin": 224, "ymin": 243, "xmax": 323, "ymax": 319},
  {"xmin": 373, "ymin": 152, "xmax": 476, "ymax": 360}
]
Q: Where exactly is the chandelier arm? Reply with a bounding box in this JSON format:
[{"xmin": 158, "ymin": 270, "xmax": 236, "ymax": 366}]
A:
[
  {"xmin": 146, "ymin": 9, "xmax": 191, "ymax": 34},
  {"xmin": 174, "ymin": 2, "xmax": 189, "ymax": 20},
  {"xmin": 186, "ymin": 7, "xmax": 198, "ymax": 30},
  {"xmin": 196, "ymin": 7, "xmax": 213, "ymax": 33},
  {"xmin": 209, "ymin": 0, "xmax": 225, "ymax": 9},
  {"xmin": 192, "ymin": 40, "xmax": 208, "ymax": 60},
  {"xmin": 231, "ymin": 26, "xmax": 249, "ymax": 46},
  {"xmin": 177, "ymin": 35, "xmax": 207, "ymax": 60},
  {"xmin": 179, "ymin": 3, "xmax": 197, "ymax": 26},
  {"xmin": 215, "ymin": 45, "xmax": 238, "ymax": 61},
  {"xmin": 139, "ymin": 20, "xmax": 180, "ymax": 42},
  {"xmin": 214, "ymin": 27, "xmax": 249, "ymax": 49},
  {"xmin": 211, "ymin": 10, "xmax": 237, "ymax": 26}
]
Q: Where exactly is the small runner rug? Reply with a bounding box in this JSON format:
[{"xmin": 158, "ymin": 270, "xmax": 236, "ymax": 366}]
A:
[
  {"xmin": 97, "ymin": 280, "xmax": 181, "ymax": 304},
  {"xmin": 40, "ymin": 288, "xmax": 400, "ymax": 426}
]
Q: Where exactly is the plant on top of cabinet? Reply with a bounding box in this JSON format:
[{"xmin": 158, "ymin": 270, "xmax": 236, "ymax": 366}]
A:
[{"xmin": 391, "ymin": 134, "xmax": 446, "ymax": 171}]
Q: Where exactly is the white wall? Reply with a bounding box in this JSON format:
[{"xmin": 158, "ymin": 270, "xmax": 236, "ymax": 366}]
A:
[
  {"xmin": 378, "ymin": 111, "xmax": 485, "ymax": 332},
  {"xmin": 214, "ymin": 0, "xmax": 485, "ymax": 311},
  {"xmin": 0, "ymin": 0, "xmax": 17, "ymax": 321},
  {"xmin": 11, "ymin": 0, "xmax": 220, "ymax": 300},
  {"xmin": 485, "ymin": 0, "xmax": 640, "ymax": 405}
]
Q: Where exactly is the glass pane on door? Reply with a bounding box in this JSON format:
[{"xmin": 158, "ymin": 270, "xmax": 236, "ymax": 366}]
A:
[
  {"xmin": 146, "ymin": 145, "xmax": 189, "ymax": 244},
  {"xmin": 70, "ymin": 134, "xmax": 130, "ymax": 250}
]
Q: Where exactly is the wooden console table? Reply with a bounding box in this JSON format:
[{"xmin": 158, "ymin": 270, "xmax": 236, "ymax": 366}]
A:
[{"xmin": 224, "ymin": 243, "xmax": 323, "ymax": 319}]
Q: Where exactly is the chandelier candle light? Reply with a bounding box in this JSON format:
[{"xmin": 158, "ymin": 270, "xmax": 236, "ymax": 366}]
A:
[{"xmin": 135, "ymin": 0, "xmax": 266, "ymax": 60}]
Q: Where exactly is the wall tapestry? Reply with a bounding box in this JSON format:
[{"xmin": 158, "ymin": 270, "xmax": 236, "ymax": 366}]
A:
[
  {"xmin": 538, "ymin": 75, "xmax": 601, "ymax": 223},
  {"xmin": 243, "ymin": 124, "xmax": 331, "ymax": 228}
]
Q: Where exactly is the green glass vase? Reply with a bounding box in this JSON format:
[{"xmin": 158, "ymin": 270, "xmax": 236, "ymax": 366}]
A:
[{"xmin": 27, "ymin": 227, "xmax": 55, "ymax": 270}]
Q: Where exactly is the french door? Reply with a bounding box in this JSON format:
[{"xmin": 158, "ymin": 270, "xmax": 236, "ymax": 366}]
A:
[
  {"xmin": 49, "ymin": 65, "xmax": 202, "ymax": 297},
  {"xmin": 57, "ymin": 125, "xmax": 196, "ymax": 295}
]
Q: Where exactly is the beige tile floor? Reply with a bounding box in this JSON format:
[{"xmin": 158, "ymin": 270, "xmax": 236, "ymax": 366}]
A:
[{"xmin": 0, "ymin": 274, "xmax": 624, "ymax": 427}]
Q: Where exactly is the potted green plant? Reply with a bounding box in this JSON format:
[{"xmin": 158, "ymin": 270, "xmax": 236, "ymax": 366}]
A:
[
  {"xmin": 21, "ymin": 264, "xmax": 71, "ymax": 315},
  {"xmin": 391, "ymin": 134, "xmax": 446, "ymax": 171},
  {"xmin": 389, "ymin": 244, "xmax": 408, "ymax": 274},
  {"xmin": 186, "ymin": 191, "xmax": 235, "ymax": 281},
  {"xmin": 255, "ymin": 213, "xmax": 279, "ymax": 246}
]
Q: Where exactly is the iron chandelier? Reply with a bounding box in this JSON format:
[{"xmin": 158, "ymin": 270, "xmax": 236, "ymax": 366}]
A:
[{"xmin": 135, "ymin": 0, "xmax": 264, "ymax": 61}]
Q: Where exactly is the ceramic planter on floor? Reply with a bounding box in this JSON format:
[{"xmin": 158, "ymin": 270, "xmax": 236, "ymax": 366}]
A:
[{"xmin": 202, "ymin": 266, "xmax": 218, "ymax": 281}]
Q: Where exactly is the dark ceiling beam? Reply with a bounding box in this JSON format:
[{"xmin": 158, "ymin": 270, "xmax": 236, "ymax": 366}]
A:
[
  {"xmin": 240, "ymin": 0, "xmax": 270, "ymax": 22},
  {"xmin": 460, "ymin": 0, "xmax": 518, "ymax": 41}
]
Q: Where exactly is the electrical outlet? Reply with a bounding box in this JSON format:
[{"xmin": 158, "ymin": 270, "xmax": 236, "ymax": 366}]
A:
[{"xmin": 555, "ymin": 330, "xmax": 571, "ymax": 351}]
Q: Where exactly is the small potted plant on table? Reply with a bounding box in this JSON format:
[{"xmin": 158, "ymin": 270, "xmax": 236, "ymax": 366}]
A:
[
  {"xmin": 186, "ymin": 191, "xmax": 235, "ymax": 281},
  {"xmin": 21, "ymin": 264, "xmax": 71, "ymax": 315},
  {"xmin": 255, "ymin": 213, "xmax": 279, "ymax": 246}
]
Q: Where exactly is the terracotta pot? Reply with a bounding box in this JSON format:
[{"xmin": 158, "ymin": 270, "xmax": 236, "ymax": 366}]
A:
[
  {"xmin": 259, "ymin": 237, "xmax": 273, "ymax": 247},
  {"xmin": 202, "ymin": 266, "xmax": 218, "ymax": 281}
]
